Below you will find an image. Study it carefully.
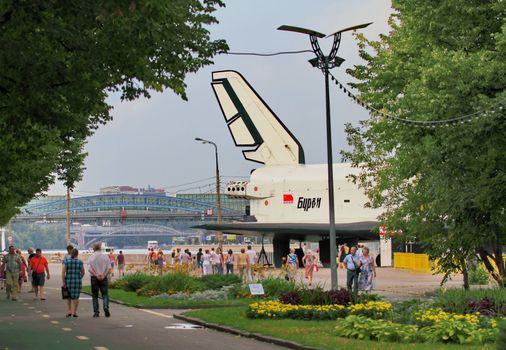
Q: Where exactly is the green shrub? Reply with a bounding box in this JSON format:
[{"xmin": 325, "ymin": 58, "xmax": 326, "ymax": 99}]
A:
[
  {"xmin": 419, "ymin": 318, "xmax": 498, "ymax": 344},
  {"xmin": 200, "ymin": 274, "xmax": 241, "ymax": 290},
  {"xmin": 228, "ymin": 283, "xmax": 250, "ymax": 299},
  {"xmin": 143, "ymin": 272, "xmax": 203, "ymax": 296},
  {"xmin": 258, "ymin": 276, "xmax": 297, "ymax": 297},
  {"xmin": 497, "ymin": 320, "xmax": 506, "ymax": 350},
  {"xmin": 115, "ymin": 272, "xmax": 155, "ymax": 292},
  {"xmin": 298, "ymin": 285, "xmax": 328, "ymax": 305},
  {"xmin": 335, "ymin": 315, "xmax": 499, "ymax": 345},
  {"xmin": 392, "ymin": 299, "xmax": 428, "ymax": 324},
  {"xmin": 356, "ymin": 293, "xmax": 382, "ymax": 303},
  {"xmin": 335, "ymin": 315, "xmax": 422, "ymax": 343},
  {"xmin": 434, "ymin": 288, "xmax": 506, "ymax": 316},
  {"xmin": 113, "ymin": 272, "xmax": 205, "ymax": 296},
  {"xmin": 469, "ymin": 264, "xmax": 490, "ymax": 285},
  {"xmin": 226, "ymin": 276, "xmax": 297, "ymax": 299}
]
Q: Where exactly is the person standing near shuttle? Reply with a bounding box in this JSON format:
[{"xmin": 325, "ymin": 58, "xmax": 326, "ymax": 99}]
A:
[
  {"xmin": 343, "ymin": 246, "xmax": 361, "ymax": 298},
  {"xmin": 245, "ymin": 245, "xmax": 257, "ymax": 282},
  {"xmin": 358, "ymin": 246, "xmax": 376, "ymax": 293},
  {"xmin": 302, "ymin": 249, "xmax": 317, "ymax": 286},
  {"xmin": 286, "ymin": 248, "xmax": 299, "ymax": 281}
]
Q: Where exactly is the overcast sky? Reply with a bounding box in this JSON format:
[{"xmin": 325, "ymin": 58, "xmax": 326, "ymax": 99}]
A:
[{"xmin": 48, "ymin": 0, "xmax": 393, "ymax": 197}]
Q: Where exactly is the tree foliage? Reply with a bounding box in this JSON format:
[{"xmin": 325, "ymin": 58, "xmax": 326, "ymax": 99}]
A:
[
  {"xmin": 343, "ymin": 0, "xmax": 506, "ymax": 287},
  {"xmin": 0, "ymin": 0, "xmax": 227, "ymax": 225}
]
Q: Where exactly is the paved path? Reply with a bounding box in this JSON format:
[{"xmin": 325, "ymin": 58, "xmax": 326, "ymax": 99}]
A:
[
  {"xmin": 0, "ymin": 265, "xmax": 285, "ymax": 350},
  {"xmin": 263, "ymin": 266, "xmax": 465, "ymax": 300}
]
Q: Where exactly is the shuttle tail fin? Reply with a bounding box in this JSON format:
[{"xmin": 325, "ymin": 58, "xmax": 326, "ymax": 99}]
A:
[{"xmin": 211, "ymin": 70, "xmax": 305, "ymax": 165}]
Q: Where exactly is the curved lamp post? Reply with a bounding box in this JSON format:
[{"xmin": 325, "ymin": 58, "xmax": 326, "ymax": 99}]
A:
[
  {"xmin": 278, "ymin": 22, "xmax": 372, "ymax": 290},
  {"xmin": 195, "ymin": 137, "xmax": 223, "ymax": 250}
]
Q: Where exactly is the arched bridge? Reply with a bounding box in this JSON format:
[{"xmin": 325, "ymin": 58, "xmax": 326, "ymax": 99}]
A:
[
  {"xmin": 79, "ymin": 224, "xmax": 190, "ymax": 249},
  {"xmin": 15, "ymin": 193, "xmax": 244, "ymax": 223}
]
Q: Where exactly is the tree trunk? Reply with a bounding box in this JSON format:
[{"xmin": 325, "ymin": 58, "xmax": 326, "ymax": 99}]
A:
[
  {"xmin": 478, "ymin": 247, "xmax": 504, "ymax": 288},
  {"xmin": 493, "ymin": 245, "xmax": 505, "ymax": 288},
  {"xmin": 462, "ymin": 267, "xmax": 470, "ymax": 290}
]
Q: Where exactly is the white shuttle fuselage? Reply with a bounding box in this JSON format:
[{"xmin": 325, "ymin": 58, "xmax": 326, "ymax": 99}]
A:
[{"xmin": 228, "ymin": 164, "xmax": 380, "ymax": 225}]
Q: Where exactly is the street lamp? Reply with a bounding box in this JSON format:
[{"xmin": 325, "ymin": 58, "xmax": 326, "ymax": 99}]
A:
[
  {"xmin": 195, "ymin": 137, "xmax": 223, "ymax": 250},
  {"xmin": 278, "ymin": 22, "xmax": 372, "ymax": 290}
]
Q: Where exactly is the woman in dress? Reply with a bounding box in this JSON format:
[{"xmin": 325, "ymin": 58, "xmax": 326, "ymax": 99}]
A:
[
  {"xmin": 358, "ymin": 246, "xmax": 376, "ymax": 293},
  {"xmin": 286, "ymin": 248, "xmax": 299, "ymax": 281},
  {"xmin": 62, "ymin": 248, "xmax": 85, "ymax": 317},
  {"xmin": 202, "ymin": 249, "xmax": 212, "ymax": 276},
  {"xmin": 302, "ymin": 249, "xmax": 316, "ymax": 286}
]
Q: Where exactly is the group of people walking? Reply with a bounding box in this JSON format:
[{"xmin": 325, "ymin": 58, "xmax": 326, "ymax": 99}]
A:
[
  {"xmin": 341, "ymin": 245, "xmax": 377, "ymax": 294},
  {"xmin": 2, "ymin": 241, "xmax": 376, "ymax": 315},
  {"xmin": 285, "ymin": 248, "xmax": 319, "ymax": 285},
  {"xmin": 284, "ymin": 244, "xmax": 376, "ymax": 294},
  {"xmin": 0, "ymin": 243, "xmax": 112, "ymax": 318},
  {"xmin": 105, "ymin": 249, "xmax": 126, "ymax": 278},
  {"xmin": 198, "ymin": 246, "xmax": 258, "ymax": 282},
  {"xmin": 0, "ymin": 245, "xmax": 50, "ymax": 301},
  {"xmin": 146, "ymin": 245, "xmax": 259, "ymax": 282},
  {"xmin": 60, "ymin": 243, "xmax": 112, "ymax": 317}
]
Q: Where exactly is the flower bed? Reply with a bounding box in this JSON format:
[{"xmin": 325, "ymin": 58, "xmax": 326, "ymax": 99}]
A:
[
  {"xmin": 348, "ymin": 301, "xmax": 393, "ymax": 319},
  {"xmin": 247, "ymin": 298, "xmax": 502, "ymax": 345},
  {"xmin": 414, "ymin": 307, "xmax": 481, "ymax": 326},
  {"xmin": 110, "ymin": 272, "xmax": 242, "ymax": 297},
  {"xmin": 247, "ymin": 300, "xmax": 391, "ymax": 320},
  {"xmin": 433, "ymin": 288, "xmax": 506, "ymax": 317},
  {"xmin": 335, "ymin": 313, "xmax": 500, "ymax": 345},
  {"xmin": 335, "ymin": 314, "xmax": 499, "ymax": 344},
  {"xmin": 278, "ymin": 287, "xmax": 352, "ymax": 305},
  {"xmin": 152, "ymin": 285, "xmax": 233, "ymax": 301},
  {"xmin": 247, "ymin": 300, "xmax": 347, "ymax": 320}
]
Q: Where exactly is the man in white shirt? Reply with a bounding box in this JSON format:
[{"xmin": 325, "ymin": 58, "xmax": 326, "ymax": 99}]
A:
[
  {"xmin": 245, "ymin": 245, "xmax": 257, "ymax": 282},
  {"xmin": 88, "ymin": 242, "xmax": 112, "ymax": 317}
]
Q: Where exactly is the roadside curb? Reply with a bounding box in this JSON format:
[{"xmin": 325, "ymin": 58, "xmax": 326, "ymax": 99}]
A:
[{"xmin": 174, "ymin": 314, "xmax": 321, "ymax": 350}]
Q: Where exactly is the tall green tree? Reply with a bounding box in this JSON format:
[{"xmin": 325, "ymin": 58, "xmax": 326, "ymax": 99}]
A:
[
  {"xmin": 343, "ymin": 0, "xmax": 506, "ymax": 287},
  {"xmin": 0, "ymin": 0, "xmax": 227, "ymax": 225}
]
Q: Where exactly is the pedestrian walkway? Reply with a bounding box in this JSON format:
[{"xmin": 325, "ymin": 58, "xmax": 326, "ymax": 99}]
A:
[
  {"xmin": 279, "ymin": 266, "xmax": 465, "ymax": 300},
  {"xmin": 0, "ymin": 264, "xmax": 285, "ymax": 350}
]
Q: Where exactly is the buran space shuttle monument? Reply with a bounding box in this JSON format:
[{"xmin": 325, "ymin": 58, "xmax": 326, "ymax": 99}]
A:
[{"xmin": 198, "ymin": 70, "xmax": 386, "ymax": 267}]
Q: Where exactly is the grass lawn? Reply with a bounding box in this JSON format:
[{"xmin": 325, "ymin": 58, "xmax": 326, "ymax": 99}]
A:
[
  {"xmin": 81, "ymin": 286, "xmax": 259, "ymax": 309},
  {"xmin": 183, "ymin": 307, "xmax": 494, "ymax": 350}
]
